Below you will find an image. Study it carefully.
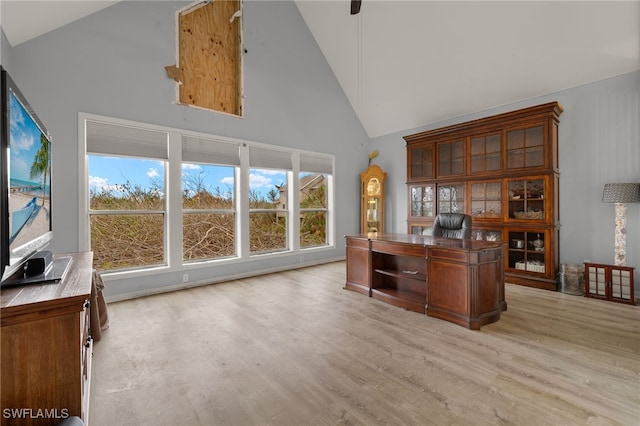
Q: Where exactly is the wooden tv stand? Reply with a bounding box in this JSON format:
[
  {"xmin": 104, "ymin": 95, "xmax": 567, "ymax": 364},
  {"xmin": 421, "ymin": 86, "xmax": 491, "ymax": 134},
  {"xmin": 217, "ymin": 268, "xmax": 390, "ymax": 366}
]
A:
[
  {"xmin": 1, "ymin": 252, "xmax": 94, "ymax": 426},
  {"xmin": 345, "ymin": 234, "xmax": 505, "ymax": 329}
]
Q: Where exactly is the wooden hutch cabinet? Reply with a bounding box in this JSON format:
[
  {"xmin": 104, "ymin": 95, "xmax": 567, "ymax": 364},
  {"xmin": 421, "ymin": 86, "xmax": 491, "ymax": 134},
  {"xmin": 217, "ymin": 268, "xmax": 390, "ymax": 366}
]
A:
[{"xmin": 404, "ymin": 102, "xmax": 563, "ymax": 290}]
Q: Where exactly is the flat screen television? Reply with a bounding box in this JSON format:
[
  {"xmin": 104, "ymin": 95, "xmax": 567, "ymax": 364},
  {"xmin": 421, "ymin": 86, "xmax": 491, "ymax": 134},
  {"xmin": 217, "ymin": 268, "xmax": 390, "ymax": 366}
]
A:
[{"xmin": 1, "ymin": 66, "xmax": 58, "ymax": 285}]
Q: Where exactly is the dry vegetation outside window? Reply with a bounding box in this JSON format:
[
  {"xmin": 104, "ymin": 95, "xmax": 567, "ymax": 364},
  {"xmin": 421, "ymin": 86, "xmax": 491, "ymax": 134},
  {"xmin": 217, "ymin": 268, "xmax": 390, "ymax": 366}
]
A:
[{"xmin": 85, "ymin": 117, "xmax": 333, "ymax": 273}]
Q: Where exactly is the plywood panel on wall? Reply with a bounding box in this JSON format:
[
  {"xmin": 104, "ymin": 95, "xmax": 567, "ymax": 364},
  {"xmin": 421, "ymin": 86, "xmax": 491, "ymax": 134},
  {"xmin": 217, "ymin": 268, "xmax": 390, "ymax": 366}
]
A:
[{"xmin": 179, "ymin": 0, "xmax": 242, "ymax": 116}]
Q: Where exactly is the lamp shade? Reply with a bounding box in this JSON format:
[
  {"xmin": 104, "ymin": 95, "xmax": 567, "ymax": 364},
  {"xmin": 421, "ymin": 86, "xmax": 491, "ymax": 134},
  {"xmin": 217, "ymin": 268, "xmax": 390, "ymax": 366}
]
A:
[{"xmin": 602, "ymin": 183, "xmax": 640, "ymax": 203}]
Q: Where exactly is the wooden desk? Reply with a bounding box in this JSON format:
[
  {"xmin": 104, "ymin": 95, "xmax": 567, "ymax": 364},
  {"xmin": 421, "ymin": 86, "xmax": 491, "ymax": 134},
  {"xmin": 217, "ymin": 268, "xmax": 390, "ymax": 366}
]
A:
[
  {"xmin": 1, "ymin": 252, "xmax": 94, "ymax": 426},
  {"xmin": 345, "ymin": 234, "xmax": 505, "ymax": 329}
]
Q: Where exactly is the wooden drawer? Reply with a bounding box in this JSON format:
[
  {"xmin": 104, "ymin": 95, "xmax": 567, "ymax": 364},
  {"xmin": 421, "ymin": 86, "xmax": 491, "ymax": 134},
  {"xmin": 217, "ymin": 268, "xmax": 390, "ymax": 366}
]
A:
[
  {"xmin": 472, "ymin": 248, "xmax": 502, "ymax": 264},
  {"xmin": 430, "ymin": 248, "xmax": 468, "ymax": 263},
  {"xmin": 371, "ymin": 240, "xmax": 426, "ymax": 257},
  {"xmin": 346, "ymin": 236, "xmax": 369, "ymax": 250}
]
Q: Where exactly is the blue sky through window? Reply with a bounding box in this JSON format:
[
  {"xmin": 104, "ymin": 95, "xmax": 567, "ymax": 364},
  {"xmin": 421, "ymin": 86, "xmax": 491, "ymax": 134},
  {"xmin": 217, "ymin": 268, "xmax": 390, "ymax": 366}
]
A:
[{"xmin": 88, "ymin": 156, "xmax": 288, "ymax": 199}]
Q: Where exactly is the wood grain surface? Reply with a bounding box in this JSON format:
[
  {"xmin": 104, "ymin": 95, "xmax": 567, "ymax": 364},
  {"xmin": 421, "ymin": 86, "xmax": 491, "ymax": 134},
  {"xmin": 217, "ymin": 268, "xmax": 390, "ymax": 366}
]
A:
[
  {"xmin": 179, "ymin": 0, "xmax": 241, "ymax": 115},
  {"xmin": 90, "ymin": 261, "xmax": 639, "ymax": 425}
]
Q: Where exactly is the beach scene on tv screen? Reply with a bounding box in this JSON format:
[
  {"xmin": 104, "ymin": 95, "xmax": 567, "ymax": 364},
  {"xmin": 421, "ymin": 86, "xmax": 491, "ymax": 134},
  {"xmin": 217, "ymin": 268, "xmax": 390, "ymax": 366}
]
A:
[{"xmin": 8, "ymin": 90, "xmax": 51, "ymax": 251}]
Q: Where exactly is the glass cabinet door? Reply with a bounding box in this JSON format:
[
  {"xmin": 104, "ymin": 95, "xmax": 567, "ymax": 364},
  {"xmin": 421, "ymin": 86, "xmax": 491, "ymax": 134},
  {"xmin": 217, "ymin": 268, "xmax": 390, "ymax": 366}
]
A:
[
  {"xmin": 409, "ymin": 184, "xmax": 435, "ymax": 218},
  {"xmin": 507, "ymin": 125, "xmax": 544, "ymax": 169},
  {"xmin": 471, "ymin": 229, "xmax": 503, "ymax": 242},
  {"xmin": 437, "ymin": 139, "xmax": 465, "ymax": 177},
  {"xmin": 365, "ymin": 178, "xmax": 381, "ymax": 232},
  {"xmin": 360, "ymin": 165, "xmax": 386, "ymax": 233},
  {"xmin": 408, "ymin": 144, "xmax": 434, "ymax": 180},
  {"xmin": 508, "ymin": 178, "xmax": 545, "ymax": 220},
  {"xmin": 508, "ymin": 230, "xmax": 546, "ymax": 274},
  {"xmin": 366, "ymin": 197, "xmax": 380, "ymax": 231},
  {"xmin": 470, "ymin": 133, "xmax": 502, "ymax": 173},
  {"xmin": 470, "ymin": 181, "xmax": 501, "ymax": 218},
  {"xmin": 437, "ymin": 183, "xmax": 465, "ymax": 213}
]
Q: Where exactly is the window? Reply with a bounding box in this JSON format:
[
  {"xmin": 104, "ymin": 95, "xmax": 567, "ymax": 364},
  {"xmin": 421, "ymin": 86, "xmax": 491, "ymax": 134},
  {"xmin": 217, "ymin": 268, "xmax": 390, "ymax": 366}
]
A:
[
  {"xmin": 182, "ymin": 136, "xmax": 239, "ymax": 261},
  {"xmin": 86, "ymin": 121, "xmax": 169, "ymax": 271},
  {"xmin": 299, "ymin": 154, "xmax": 332, "ymax": 248},
  {"xmin": 299, "ymin": 173, "xmax": 327, "ymax": 248},
  {"xmin": 249, "ymin": 147, "xmax": 291, "ymax": 254},
  {"xmin": 81, "ymin": 114, "xmax": 334, "ymax": 274}
]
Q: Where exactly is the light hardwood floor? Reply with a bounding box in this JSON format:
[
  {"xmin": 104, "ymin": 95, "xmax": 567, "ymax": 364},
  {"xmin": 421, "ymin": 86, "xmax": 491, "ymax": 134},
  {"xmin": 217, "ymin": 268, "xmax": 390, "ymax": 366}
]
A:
[{"xmin": 90, "ymin": 261, "xmax": 640, "ymax": 426}]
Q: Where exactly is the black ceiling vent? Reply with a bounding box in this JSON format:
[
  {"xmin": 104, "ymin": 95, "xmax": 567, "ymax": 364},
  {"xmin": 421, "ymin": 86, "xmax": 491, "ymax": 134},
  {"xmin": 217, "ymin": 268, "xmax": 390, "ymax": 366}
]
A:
[{"xmin": 351, "ymin": 0, "xmax": 362, "ymax": 15}]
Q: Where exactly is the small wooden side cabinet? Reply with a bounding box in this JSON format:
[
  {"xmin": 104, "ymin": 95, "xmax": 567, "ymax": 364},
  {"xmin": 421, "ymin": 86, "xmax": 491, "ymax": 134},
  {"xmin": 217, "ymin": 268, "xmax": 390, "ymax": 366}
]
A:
[
  {"xmin": 584, "ymin": 262, "xmax": 635, "ymax": 305},
  {"xmin": 1, "ymin": 252, "xmax": 94, "ymax": 426}
]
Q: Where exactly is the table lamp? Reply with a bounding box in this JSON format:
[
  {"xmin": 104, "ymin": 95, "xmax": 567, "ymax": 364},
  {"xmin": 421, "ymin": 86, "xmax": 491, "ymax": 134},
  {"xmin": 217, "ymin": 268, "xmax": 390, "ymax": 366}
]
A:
[{"xmin": 602, "ymin": 183, "xmax": 640, "ymax": 266}]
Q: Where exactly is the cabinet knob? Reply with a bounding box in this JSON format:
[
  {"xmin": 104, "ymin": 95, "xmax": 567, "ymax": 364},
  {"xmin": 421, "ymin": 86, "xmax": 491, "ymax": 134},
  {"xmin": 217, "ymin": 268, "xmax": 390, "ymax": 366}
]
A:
[{"xmin": 83, "ymin": 300, "xmax": 90, "ymax": 309}]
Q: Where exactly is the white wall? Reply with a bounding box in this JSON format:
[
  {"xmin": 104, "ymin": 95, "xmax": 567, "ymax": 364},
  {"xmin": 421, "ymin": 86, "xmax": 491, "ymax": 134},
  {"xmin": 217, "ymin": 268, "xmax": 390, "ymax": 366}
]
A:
[
  {"xmin": 1, "ymin": 28, "xmax": 11, "ymax": 67},
  {"xmin": 3, "ymin": 1, "xmax": 639, "ymax": 299},
  {"xmin": 3, "ymin": 1, "xmax": 370, "ymax": 299},
  {"xmin": 371, "ymin": 70, "xmax": 640, "ymax": 295}
]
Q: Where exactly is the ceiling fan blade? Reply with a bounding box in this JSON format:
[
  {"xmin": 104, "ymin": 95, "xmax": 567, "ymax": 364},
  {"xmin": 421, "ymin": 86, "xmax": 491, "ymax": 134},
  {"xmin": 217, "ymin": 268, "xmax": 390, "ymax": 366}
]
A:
[{"xmin": 351, "ymin": 0, "xmax": 362, "ymax": 15}]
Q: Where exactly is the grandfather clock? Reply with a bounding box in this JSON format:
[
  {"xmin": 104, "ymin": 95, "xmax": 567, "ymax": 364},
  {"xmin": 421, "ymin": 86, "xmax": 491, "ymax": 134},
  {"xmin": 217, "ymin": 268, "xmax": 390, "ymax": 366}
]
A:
[{"xmin": 360, "ymin": 165, "xmax": 386, "ymax": 233}]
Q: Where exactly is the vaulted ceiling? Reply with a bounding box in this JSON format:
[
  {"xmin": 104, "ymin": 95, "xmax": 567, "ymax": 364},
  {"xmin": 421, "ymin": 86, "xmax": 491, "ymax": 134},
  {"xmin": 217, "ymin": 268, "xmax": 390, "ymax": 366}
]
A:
[
  {"xmin": 2, "ymin": 1, "xmax": 639, "ymax": 138},
  {"xmin": 295, "ymin": 1, "xmax": 640, "ymax": 137},
  {"xmin": 1, "ymin": 1, "xmax": 120, "ymax": 47}
]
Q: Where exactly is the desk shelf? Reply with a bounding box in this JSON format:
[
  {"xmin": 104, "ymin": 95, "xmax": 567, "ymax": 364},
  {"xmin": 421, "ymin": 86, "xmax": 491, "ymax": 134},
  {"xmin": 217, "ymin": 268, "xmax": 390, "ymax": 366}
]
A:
[
  {"xmin": 374, "ymin": 268, "xmax": 427, "ymax": 282},
  {"xmin": 371, "ymin": 249, "xmax": 427, "ymax": 313},
  {"xmin": 372, "ymin": 287, "xmax": 426, "ymax": 313}
]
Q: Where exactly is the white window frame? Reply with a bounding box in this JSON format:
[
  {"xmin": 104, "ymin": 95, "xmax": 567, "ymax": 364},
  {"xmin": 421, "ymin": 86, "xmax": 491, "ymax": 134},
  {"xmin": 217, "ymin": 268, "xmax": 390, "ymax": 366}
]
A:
[
  {"xmin": 182, "ymin": 135, "xmax": 240, "ymax": 262},
  {"xmin": 299, "ymin": 152, "xmax": 333, "ymax": 249},
  {"xmin": 78, "ymin": 113, "xmax": 335, "ymax": 279}
]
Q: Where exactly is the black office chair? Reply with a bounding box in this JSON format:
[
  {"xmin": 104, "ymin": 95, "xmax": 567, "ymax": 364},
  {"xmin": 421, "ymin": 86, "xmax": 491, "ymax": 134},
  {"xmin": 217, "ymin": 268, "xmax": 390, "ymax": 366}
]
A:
[{"xmin": 432, "ymin": 213, "xmax": 472, "ymax": 239}]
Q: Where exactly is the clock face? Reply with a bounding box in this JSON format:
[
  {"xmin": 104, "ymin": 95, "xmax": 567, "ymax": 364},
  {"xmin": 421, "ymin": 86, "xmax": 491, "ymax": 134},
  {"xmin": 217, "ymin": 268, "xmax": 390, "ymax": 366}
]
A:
[{"xmin": 367, "ymin": 178, "xmax": 380, "ymax": 196}]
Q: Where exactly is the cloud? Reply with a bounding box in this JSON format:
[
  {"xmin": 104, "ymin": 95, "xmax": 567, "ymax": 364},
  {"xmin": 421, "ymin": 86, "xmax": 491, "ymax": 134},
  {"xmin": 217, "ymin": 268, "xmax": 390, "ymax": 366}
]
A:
[
  {"xmin": 147, "ymin": 168, "xmax": 160, "ymax": 178},
  {"xmin": 89, "ymin": 176, "xmax": 117, "ymax": 193},
  {"xmin": 182, "ymin": 163, "xmax": 201, "ymax": 170},
  {"xmin": 249, "ymin": 173, "xmax": 272, "ymax": 189},
  {"xmin": 252, "ymin": 168, "xmax": 282, "ymax": 176},
  {"xmin": 8, "ymin": 96, "xmax": 36, "ymax": 154},
  {"xmin": 11, "ymin": 131, "xmax": 34, "ymax": 153},
  {"xmin": 9, "ymin": 96, "xmax": 25, "ymax": 129}
]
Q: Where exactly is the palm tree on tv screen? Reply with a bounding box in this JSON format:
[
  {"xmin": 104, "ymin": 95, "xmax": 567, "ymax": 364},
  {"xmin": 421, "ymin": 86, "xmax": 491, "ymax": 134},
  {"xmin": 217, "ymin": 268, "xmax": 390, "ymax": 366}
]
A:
[{"xmin": 29, "ymin": 134, "xmax": 50, "ymax": 207}]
